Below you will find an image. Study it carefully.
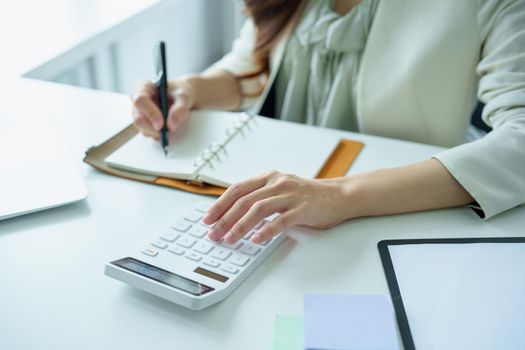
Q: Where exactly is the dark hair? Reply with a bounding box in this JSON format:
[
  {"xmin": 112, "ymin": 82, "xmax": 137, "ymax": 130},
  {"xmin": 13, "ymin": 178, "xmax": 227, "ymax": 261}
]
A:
[{"xmin": 243, "ymin": 0, "xmax": 303, "ymax": 73}]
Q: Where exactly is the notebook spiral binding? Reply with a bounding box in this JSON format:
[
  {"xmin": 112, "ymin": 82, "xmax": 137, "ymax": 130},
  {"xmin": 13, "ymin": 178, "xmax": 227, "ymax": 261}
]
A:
[{"xmin": 189, "ymin": 113, "xmax": 255, "ymax": 183}]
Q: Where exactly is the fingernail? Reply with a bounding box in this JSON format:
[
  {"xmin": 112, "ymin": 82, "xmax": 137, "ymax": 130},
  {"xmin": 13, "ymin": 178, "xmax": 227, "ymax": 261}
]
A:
[
  {"xmin": 208, "ymin": 230, "xmax": 220, "ymax": 241},
  {"xmin": 210, "ymin": 225, "xmax": 224, "ymax": 236},
  {"xmin": 252, "ymin": 233, "xmax": 262, "ymax": 243},
  {"xmin": 202, "ymin": 213, "xmax": 212, "ymax": 224},
  {"xmin": 224, "ymin": 233, "xmax": 235, "ymax": 244},
  {"xmin": 153, "ymin": 120, "xmax": 162, "ymax": 130}
]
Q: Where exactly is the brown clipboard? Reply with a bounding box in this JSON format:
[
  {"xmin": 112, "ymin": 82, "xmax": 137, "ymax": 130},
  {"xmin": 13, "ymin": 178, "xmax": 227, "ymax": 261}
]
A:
[{"xmin": 84, "ymin": 124, "xmax": 364, "ymax": 196}]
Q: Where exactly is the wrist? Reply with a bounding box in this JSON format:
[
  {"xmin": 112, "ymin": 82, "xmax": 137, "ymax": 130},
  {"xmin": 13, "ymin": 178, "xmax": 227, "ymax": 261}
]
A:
[
  {"xmin": 173, "ymin": 74, "xmax": 199, "ymax": 108},
  {"xmin": 337, "ymin": 174, "xmax": 372, "ymax": 220},
  {"xmin": 175, "ymin": 71, "xmax": 242, "ymax": 111}
]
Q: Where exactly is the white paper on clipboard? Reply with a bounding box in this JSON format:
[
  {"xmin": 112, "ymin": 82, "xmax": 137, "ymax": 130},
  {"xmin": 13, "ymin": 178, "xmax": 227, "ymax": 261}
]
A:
[{"xmin": 389, "ymin": 242, "xmax": 525, "ymax": 350}]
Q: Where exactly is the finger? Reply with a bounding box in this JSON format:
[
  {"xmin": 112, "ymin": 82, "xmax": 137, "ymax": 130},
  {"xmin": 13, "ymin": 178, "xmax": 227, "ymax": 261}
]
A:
[
  {"xmin": 133, "ymin": 112, "xmax": 160, "ymax": 137},
  {"xmin": 251, "ymin": 209, "xmax": 299, "ymax": 244},
  {"xmin": 141, "ymin": 129, "xmax": 160, "ymax": 141},
  {"xmin": 135, "ymin": 80, "xmax": 156, "ymax": 95},
  {"xmin": 223, "ymin": 196, "xmax": 288, "ymax": 244},
  {"xmin": 207, "ymin": 185, "xmax": 280, "ymax": 241},
  {"xmin": 167, "ymin": 92, "xmax": 192, "ymax": 131},
  {"xmin": 203, "ymin": 172, "xmax": 275, "ymax": 225},
  {"xmin": 133, "ymin": 80, "xmax": 157, "ymax": 103},
  {"xmin": 133, "ymin": 93, "xmax": 164, "ymax": 131}
]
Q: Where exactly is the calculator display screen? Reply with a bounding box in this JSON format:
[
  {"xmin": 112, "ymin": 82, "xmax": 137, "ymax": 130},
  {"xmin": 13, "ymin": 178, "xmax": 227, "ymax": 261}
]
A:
[{"xmin": 112, "ymin": 257, "xmax": 214, "ymax": 296}]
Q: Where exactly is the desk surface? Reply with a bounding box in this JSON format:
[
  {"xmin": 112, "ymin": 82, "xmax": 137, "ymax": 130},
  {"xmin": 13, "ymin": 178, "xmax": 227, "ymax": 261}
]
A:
[{"xmin": 1, "ymin": 79, "xmax": 524, "ymax": 350}]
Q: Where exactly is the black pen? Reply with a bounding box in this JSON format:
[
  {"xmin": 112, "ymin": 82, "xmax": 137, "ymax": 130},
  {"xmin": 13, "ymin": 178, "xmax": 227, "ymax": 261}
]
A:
[{"xmin": 154, "ymin": 41, "xmax": 169, "ymax": 156}]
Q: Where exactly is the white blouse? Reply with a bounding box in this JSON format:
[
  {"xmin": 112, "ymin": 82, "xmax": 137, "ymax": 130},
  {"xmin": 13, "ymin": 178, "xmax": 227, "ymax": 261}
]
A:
[{"xmin": 275, "ymin": 0, "xmax": 379, "ymax": 131}]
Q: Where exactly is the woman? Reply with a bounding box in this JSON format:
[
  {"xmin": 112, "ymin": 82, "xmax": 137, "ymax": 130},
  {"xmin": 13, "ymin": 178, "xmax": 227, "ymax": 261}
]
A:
[{"xmin": 132, "ymin": 0, "xmax": 525, "ymax": 245}]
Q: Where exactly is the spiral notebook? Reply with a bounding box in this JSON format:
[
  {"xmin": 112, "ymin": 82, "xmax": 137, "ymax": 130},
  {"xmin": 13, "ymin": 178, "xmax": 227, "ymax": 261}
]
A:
[
  {"xmin": 105, "ymin": 110, "xmax": 343, "ymax": 188},
  {"xmin": 84, "ymin": 110, "xmax": 364, "ymax": 195}
]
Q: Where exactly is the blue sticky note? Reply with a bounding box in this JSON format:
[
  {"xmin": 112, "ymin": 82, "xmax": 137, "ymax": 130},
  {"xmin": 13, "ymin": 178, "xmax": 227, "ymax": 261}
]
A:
[{"xmin": 303, "ymin": 294, "xmax": 399, "ymax": 350}]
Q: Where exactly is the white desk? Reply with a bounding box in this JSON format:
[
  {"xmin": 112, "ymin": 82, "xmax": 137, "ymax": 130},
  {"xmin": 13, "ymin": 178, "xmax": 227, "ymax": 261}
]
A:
[
  {"xmin": 1, "ymin": 1, "xmax": 524, "ymax": 348},
  {"xmin": 1, "ymin": 78, "xmax": 524, "ymax": 350}
]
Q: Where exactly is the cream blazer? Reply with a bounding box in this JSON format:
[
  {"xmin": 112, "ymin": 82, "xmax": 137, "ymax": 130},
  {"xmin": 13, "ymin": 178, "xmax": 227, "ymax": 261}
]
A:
[{"xmin": 210, "ymin": 0, "xmax": 525, "ymax": 219}]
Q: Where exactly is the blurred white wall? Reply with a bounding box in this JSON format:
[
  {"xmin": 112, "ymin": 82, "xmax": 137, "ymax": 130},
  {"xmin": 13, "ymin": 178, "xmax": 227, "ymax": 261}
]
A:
[{"xmin": 26, "ymin": 0, "xmax": 245, "ymax": 95}]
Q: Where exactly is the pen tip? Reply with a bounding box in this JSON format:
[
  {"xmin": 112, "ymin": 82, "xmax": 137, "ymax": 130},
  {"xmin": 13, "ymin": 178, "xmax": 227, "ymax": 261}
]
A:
[{"xmin": 163, "ymin": 147, "xmax": 168, "ymax": 157}]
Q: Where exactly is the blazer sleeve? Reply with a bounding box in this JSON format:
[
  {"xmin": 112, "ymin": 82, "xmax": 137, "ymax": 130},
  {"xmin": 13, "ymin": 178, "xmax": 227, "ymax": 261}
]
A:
[
  {"xmin": 207, "ymin": 19, "xmax": 258, "ymax": 75},
  {"xmin": 433, "ymin": 0, "xmax": 525, "ymax": 219}
]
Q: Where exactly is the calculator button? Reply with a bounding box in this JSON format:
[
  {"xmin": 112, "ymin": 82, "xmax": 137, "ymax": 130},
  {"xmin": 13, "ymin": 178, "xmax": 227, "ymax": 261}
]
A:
[
  {"xmin": 254, "ymin": 221, "xmax": 266, "ymax": 230},
  {"xmin": 194, "ymin": 242, "xmax": 214, "ymax": 255},
  {"xmin": 168, "ymin": 246, "xmax": 185, "ymax": 255},
  {"xmin": 172, "ymin": 219, "xmax": 192, "ymax": 232},
  {"xmin": 188, "ymin": 226, "xmax": 208, "ymax": 238},
  {"xmin": 229, "ymin": 254, "xmax": 250, "ymax": 267},
  {"xmin": 160, "ymin": 230, "xmax": 180, "ymax": 242},
  {"xmin": 211, "ymin": 248, "xmax": 232, "ymax": 261},
  {"xmin": 222, "ymin": 240, "xmax": 243, "ymax": 250},
  {"xmin": 256, "ymin": 238, "xmax": 271, "ymax": 246},
  {"xmin": 221, "ymin": 265, "xmax": 239, "ymax": 275},
  {"xmin": 203, "ymin": 257, "xmax": 221, "ymax": 268},
  {"xmin": 243, "ymin": 229, "xmax": 257, "ymax": 240},
  {"xmin": 177, "ymin": 236, "xmax": 197, "ymax": 248},
  {"xmin": 239, "ymin": 243, "xmax": 261, "ymax": 256},
  {"xmin": 200, "ymin": 222, "xmax": 213, "ymax": 229},
  {"xmin": 186, "ymin": 252, "xmax": 202, "ymax": 262},
  {"xmin": 151, "ymin": 240, "xmax": 168, "ymax": 249},
  {"xmin": 184, "ymin": 211, "xmax": 203, "ymax": 223},
  {"xmin": 195, "ymin": 202, "xmax": 211, "ymax": 213},
  {"xmin": 141, "ymin": 247, "xmax": 158, "ymax": 257}
]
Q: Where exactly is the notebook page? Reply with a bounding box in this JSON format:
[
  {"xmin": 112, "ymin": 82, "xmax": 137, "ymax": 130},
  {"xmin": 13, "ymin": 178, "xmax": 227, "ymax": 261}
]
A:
[
  {"xmin": 199, "ymin": 116, "xmax": 340, "ymax": 187},
  {"xmin": 106, "ymin": 110, "xmax": 240, "ymax": 179}
]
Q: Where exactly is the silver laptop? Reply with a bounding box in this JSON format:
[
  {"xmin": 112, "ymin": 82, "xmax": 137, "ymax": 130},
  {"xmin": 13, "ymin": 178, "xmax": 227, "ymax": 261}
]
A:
[{"xmin": 0, "ymin": 123, "xmax": 87, "ymax": 221}]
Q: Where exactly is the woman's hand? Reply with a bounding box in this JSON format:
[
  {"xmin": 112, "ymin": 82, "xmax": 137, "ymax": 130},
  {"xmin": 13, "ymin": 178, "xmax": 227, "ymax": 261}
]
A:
[
  {"xmin": 131, "ymin": 79, "xmax": 196, "ymax": 140},
  {"xmin": 203, "ymin": 171, "xmax": 353, "ymax": 244},
  {"xmin": 131, "ymin": 70, "xmax": 243, "ymax": 139},
  {"xmin": 202, "ymin": 161, "xmax": 475, "ymax": 245}
]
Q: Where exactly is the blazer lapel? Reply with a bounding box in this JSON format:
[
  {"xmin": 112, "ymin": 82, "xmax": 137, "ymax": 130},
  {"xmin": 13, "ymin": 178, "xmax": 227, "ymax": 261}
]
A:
[{"xmin": 356, "ymin": 0, "xmax": 480, "ymax": 146}]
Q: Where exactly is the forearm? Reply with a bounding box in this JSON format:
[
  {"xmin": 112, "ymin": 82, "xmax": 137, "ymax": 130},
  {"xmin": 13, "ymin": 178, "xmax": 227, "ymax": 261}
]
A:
[
  {"xmin": 342, "ymin": 159, "xmax": 474, "ymax": 219},
  {"xmin": 175, "ymin": 70, "xmax": 242, "ymax": 111},
  {"xmin": 203, "ymin": 159, "xmax": 475, "ymax": 244}
]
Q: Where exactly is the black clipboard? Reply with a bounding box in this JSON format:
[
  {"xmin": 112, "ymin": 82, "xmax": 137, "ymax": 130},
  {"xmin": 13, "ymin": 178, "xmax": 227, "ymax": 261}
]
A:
[{"xmin": 378, "ymin": 237, "xmax": 525, "ymax": 350}]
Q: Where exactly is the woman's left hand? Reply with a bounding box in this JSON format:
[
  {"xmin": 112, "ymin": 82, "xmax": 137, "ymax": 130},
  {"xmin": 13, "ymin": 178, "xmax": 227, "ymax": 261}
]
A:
[{"xmin": 203, "ymin": 171, "xmax": 353, "ymax": 244}]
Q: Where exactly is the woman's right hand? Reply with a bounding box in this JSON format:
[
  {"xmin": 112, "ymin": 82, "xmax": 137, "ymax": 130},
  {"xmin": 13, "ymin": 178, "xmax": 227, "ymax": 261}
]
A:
[{"xmin": 132, "ymin": 79, "xmax": 197, "ymax": 140}]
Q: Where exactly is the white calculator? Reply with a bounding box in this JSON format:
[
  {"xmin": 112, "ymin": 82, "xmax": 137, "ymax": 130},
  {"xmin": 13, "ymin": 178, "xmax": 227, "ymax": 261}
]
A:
[{"xmin": 105, "ymin": 202, "xmax": 285, "ymax": 310}]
